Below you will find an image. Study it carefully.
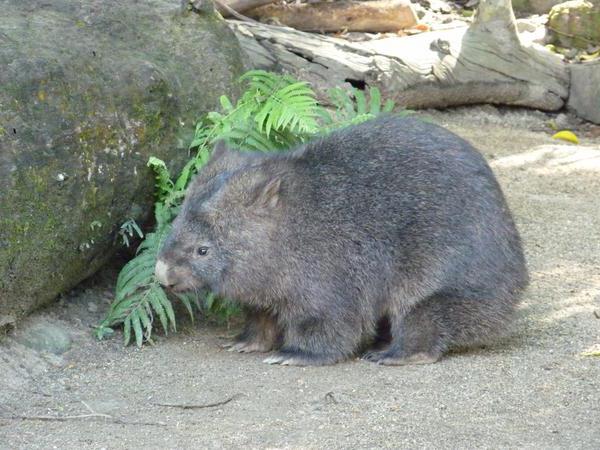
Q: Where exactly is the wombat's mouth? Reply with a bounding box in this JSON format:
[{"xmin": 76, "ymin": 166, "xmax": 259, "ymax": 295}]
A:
[{"xmin": 166, "ymin": 281, "xmax": 203, "ymax": 294}]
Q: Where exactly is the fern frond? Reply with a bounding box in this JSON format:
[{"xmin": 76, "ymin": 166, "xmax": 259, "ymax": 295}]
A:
[
  {"xmin": 319, "ymin": 85, "xmax": 399, "ymax": 133},
  {"xmin": 254, "ymin": 81, "xmax": 319, "ymax": 138},
  {"xmin": 147, "ymin": 157, "xmax": 173, "ymax": 202}
]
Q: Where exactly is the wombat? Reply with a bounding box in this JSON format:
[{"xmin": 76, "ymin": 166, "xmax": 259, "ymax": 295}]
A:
[{"xmin": 155, "ymin": 116, "xmax": 528, "ymax": 366}]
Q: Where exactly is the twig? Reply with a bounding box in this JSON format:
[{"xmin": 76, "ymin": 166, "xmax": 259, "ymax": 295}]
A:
[
  {"xmin": 152, "ymin": 393, "xmax": 241, "ymax": 410},
  {"xmin": 2, "ymin": 414, "xmax": 167, "ymax": 427},
  {"xmin": 6, "ymin": 413, "xmax": 115, "ymax": 422},
  {"xmin": 1, "ymin": 401, "xmax": 167, "ymax": 427},
  {"xmin": 214, "ymin": 1, "xmax": 260, "ymax": 23},
  {"xmin": 81, "ymin": 400, "xmax": 98, "ymax": 414}
]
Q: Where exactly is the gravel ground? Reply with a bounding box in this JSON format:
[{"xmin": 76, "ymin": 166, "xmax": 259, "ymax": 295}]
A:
[{"xmin": 1, "ymin": 107, "xmax": 599, "ymax": 449}]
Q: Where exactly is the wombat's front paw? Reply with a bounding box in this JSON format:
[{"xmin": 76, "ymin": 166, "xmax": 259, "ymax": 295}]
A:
[
  {"xmin": 263, "ymin": 350, "xmax": 339, "ymax": 366},
  {"xmin": 222, "ymin": 340, "xmax": 272, "ymax": 353},
  {"xmin": 362, "ymin": 349, "xmax": 440, "ymax": 366}
]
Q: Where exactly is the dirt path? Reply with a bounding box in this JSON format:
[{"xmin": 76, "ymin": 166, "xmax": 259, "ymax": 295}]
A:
[{"xmin": 1, "ymin": 108, "xmax": 599, "ymax": 449}]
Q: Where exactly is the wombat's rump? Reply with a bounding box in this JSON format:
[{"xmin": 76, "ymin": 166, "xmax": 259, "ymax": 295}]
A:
[{"xmin": 155, "ymin": 116, "xmax": 528, "ymax": 366}]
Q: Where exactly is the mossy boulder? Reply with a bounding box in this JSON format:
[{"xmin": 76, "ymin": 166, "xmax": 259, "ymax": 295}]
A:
[
  {"xmin": 0, "ymin": 0, "xmax": 244, "ymax": 328},
  {"xmin": 548, "ymin": 0, "xmax": 600, "ymax": 49}
]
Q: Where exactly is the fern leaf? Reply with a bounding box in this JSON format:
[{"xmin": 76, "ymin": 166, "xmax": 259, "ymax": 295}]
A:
[
  {"xmin": 219, "ymin": 95, "xmax": 234, "ymax": 112},
  {"xmin": 176, "ymin": 293, "xmax": 195, "ymax": 321},
  {"xmin": 204, "ymin": 291, "xmax": 216, "ymax": 310},
  {"xmin": 369, "ymin": 87, "xmax": 382, "ymax": 115},
  {"xmin": 354, "ymin": 89, "xmax": 367, "ymax": 115},
  {"xmin": 123, "ymin": 316, "xmax": 132, "ymax": 346},
  {"xmin": 173, "ymin": 159, "xmax": 196, "ymax": 192},
  {"xmin": 147, "ymin": 157, "xmax": 174, "ymax": 201},
  {"xmin": 116, "ymin": 268, "xmax": 154, "ymax": 301},
  {"xmin": 138, "ymin": 306, "xmax": 152, "ymax": 335},
  {"xmin": 149, "ymin": 288, "xmax": 170, "ymax": 334},
  {"xmin": 130, "ymin": 309, "xmax": 144, "ymax": 348},
  {"xmin": 105, "ymin": 291, "xmax": 142, "ymax": 322},
  {"xmin": 383, "ymin": 99, "xmax": 395, "ymax": 113},
  {"xmin": 155, "ymin": 288, "xmax": 176, "ymax": 332},
  {"xmin": 116, "ymin": 262, "xmax": 154, "ymax": 297}
]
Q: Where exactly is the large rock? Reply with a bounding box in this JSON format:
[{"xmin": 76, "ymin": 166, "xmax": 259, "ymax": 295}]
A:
[
  {"xmin": 568, "ymin": 60, "xmax": 600, "ymax": 124},
  {"xmin": 0, "ymin": 0, "xmax": 244, "ymax": 328}
]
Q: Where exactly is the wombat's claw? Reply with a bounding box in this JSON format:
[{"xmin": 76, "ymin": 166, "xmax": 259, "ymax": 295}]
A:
[
  {"xmin": 362, "ymin": 350, "xmax": 439, "ymax": 366},
  {"xmin": 263, "ymin": 353, "xmax": 310, "ymax": 366},
  {"xmin": 362, "ymin": 350, "xmax": 386, "ymax": 363},
  {"xmin": 263, "ymin": 353, "xmax": 289, "ymax": 365},
  {"xmin": 224, "ymin": 341, "xmax": 269, "ymax": 353},
  {"xmin": 263, "ymin": 351, "xmax": 336, "ymax": 366}
]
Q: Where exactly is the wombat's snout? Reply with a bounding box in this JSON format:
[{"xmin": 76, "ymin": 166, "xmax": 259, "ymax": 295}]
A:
[{"xmin": 154, "ymin": 259, "xmax": 173, "ymax": 289}]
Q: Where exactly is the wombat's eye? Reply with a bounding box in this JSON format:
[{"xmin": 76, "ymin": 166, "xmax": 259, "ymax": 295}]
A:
[{"xmin": 196, "ymin": 246, "xmax": 209, "ymax": 256}]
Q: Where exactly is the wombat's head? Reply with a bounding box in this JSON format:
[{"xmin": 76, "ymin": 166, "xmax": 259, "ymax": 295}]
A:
[{"xmin": 154, "ymin": 143, "xmax": 282, "ymax": 298}]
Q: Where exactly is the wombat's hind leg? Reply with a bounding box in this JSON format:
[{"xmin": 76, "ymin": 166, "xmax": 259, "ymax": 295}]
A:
[
  {"xmin": 224, "ymin": 308, "xmax": 281, "ymax": 353},
  {"xmin": 363, "ymin": 292, "xmax": 518, "ymax": 365}
]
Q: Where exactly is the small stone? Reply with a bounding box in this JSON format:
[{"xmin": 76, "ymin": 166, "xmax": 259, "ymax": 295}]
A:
[
  {"xmin": 87, "ymin": 302, "xmax": 98, "ymax": 313},
  {"xmin": 554, "ymin": 113, "xmax": 571, "ymax": 129},
  {"xmin": 16, "ymin": 321, "xmax": 72, "ymax": 355}
]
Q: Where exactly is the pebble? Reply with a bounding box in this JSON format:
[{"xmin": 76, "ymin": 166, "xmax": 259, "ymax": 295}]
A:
[{"xmin": 16, "ymin": 321, "xmax": 72, "ymax": 355}]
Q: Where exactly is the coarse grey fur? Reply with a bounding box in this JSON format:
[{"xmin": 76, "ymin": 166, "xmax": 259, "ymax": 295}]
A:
[{"xmin": 156, "ymin": 116, "xmax": 529, "ymax": 366}]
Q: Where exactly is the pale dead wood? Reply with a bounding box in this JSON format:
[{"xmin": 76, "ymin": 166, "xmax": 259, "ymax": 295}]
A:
[{"xmin": 229, "ymin": 0, "xmax": 569, "ymax": 111}]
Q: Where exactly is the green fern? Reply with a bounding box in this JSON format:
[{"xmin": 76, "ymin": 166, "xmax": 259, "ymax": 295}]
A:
[
  {"xmin": 97, "ymin": 71, "xmax": 401, "ymax": 346},
  {"xmin": 319, "ymin": 86, "xmax": 397, "ymax": 133}
]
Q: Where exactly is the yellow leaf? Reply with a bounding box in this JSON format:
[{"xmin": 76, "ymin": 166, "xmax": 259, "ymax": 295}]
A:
[{"xmin": 552, "ymin": 130, "xmax": 579, "ymax": 144}]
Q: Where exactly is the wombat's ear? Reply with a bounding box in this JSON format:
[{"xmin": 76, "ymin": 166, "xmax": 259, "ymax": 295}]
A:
[
  {"xmin": 212, "ymin": 140, "xmax": 230, "ymax": 160},
  {"xmin": 253, "ymin": 177, "xmax": 281, "ymax": 209}
]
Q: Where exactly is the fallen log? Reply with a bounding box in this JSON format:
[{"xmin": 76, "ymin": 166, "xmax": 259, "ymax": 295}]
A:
[
  {"xmin": 245, "ymin": 0, "xmax": 418, "ymax": 33},
  {"xmin": 230, "ymin": 0, "xmax": 569, "ymax": 110},
  {"xmin": 216, "ymin": 0, "xmax": 276, "ymax": 16}
]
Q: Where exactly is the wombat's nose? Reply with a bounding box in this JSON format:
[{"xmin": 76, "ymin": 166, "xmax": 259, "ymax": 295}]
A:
[{"xmin": 154, "ymin": 260, "xmax": 171, "ymax": 287}]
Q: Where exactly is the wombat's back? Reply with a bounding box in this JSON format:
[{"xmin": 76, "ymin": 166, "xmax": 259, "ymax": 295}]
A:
[{"xmin": 278, "ymin": 116, "xmax": 527, "ymax": 301}]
